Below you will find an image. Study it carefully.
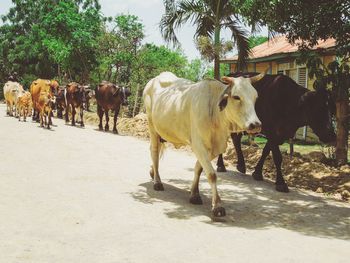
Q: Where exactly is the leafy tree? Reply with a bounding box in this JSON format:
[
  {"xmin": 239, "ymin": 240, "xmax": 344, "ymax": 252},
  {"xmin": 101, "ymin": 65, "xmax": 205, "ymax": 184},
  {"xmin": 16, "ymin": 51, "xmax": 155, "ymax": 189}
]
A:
[
  {"xmin": 0, "ymin": 0, "xmax": 102, "ymax": 83},
  {"xmin": 93, "ymin": 14, "xmax": 144, "ymax": 84},
  {"xmin": 235, "ymin": 0, "xmax": 350, "ymax": 164},
  {"xmin": 160, "ymin": 0, "xmax": 251, "ymax": 80},
  {"xmin": 235, "ymin": 0, "xmax": 349, "ymax": 57},
  {"xmin": 130, "ymin": 44, "xmax": 188, "ymax": 115},
  {"xmin": 40, "ymin": 0, "xmax": 103, "ymax": 82},
  {"xmin": 183, "ymin": 59, "xmax": 210, "ymax": 82}
]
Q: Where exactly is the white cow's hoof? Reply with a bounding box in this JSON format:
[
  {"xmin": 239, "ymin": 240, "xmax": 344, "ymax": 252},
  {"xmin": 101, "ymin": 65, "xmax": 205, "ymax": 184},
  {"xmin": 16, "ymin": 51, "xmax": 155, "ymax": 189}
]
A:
[
  {"xmin": 212, "ymin": 207, "xmax": 226, "ymax": 217},
  {"xmin": 153, "ymin": 182, "xmax": 164, "ymax": 191},
  {"xmin": 189, "ymin": 194, "xmax": 203, "ymax": 205}
]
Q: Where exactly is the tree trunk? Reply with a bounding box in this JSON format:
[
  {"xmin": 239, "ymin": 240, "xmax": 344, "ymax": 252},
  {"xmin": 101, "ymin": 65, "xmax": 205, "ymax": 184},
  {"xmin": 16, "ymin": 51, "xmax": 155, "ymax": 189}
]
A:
[
  {"xmin": 133, "ymin": 84, "xmax": 143, "ymax": 117},
  {"xmin": 335, "ymin": 99, "xmax": 349, "ymax": 165},
  {"xmin": 214, "ymin": 26, "xmax": 220, "ymax": 80}
]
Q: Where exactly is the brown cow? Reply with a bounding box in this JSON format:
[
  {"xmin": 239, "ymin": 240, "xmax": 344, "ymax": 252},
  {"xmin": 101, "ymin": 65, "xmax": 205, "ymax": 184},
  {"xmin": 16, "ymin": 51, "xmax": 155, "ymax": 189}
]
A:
[
  {"xmin": 95, "ymin": 81, "xmax": 131, "ymax": 133},
  {"xmin": 30, "ymin": 79, "xmax": 59, "ymax": 123},
  {"xmin": 64, "ymin": 82, "xmax": 89, "ymax": 127},
  {"xmin": 37, "ymin": 91, "xmax": 56, "ymax": 129},
  {"xmin": 17, "ymin": 91, "xmax": 33, "ymax": 122},
  {"xmin": 56, "ymin": 87, "xmax": 66, "ymax": 119}
]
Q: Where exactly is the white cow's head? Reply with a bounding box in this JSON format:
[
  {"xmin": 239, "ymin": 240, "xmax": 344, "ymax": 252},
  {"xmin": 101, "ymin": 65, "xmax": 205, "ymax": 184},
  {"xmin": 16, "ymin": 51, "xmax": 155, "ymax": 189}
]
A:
[{"xmin": 218, "ymin": 73, "xmax": 263, "ymax": 133}]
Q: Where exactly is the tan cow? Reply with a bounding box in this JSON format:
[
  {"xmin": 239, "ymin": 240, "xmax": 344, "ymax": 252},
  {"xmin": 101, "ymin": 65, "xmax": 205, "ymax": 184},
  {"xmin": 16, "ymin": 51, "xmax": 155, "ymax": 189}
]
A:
[
  {"xmin": 30, "ymin": 79, "xmax": 59, "ymax": 122},
  {"xmin": 17, "ymin": 91, "xmax": 33, "ymax": 122},
  {"xmin": 143, "ymin": 72, "xmax": 263, "ymax": 217},
  {"xmin": 36, "ymin": 91, "xmax": 56, "ymax": 129},
  {"xmin": 3, "ymin": 81, "xmax": 24, "ymax": 117}
]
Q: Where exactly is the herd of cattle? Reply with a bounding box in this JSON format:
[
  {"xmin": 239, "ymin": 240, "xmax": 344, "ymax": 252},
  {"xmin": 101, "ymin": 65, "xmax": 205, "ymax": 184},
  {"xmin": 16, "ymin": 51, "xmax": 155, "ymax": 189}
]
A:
[
  {"xmin": 3, "ymin": 79, "xmax": 130, "ymax": 131},
  {"xmin": 3, "ymin": 71, "xmax": 337, "ymax": 217}
]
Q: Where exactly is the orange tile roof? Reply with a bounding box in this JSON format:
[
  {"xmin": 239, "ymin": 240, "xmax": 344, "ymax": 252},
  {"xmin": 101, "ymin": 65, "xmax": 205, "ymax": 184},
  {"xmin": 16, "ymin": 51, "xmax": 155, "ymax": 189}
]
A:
[{"xmin": 224, "ymin": 35, "xmax": 336, "ymax": 61}]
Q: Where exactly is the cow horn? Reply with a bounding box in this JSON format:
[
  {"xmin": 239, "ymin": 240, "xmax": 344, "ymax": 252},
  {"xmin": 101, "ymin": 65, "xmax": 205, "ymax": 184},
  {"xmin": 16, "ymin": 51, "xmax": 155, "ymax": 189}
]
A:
[
  {"xmin": 221, "ymin": 76, "xmax": 234, "ymax": 86},
  {"xmin": 250, "ymin": 68, "xmax": 268, "ymax": 83}
]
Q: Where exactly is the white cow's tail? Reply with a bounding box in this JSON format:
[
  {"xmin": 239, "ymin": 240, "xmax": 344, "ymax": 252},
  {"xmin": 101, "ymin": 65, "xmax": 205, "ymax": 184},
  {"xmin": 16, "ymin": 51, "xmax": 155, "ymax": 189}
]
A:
[{"xmin": 159, "ymin": 140, "xmax": 166, "ymax": 159}]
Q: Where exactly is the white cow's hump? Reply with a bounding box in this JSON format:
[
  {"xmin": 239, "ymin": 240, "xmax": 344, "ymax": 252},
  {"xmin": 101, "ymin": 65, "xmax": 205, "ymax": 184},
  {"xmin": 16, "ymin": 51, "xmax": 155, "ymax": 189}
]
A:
[{"xmin": 157, "ymin": 72, "xmax": 193, "ymax": 88}]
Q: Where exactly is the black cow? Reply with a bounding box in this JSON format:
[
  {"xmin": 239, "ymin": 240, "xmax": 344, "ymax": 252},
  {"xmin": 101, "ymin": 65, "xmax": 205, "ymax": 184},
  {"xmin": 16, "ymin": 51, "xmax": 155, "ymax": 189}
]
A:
[
  {"xmin": 95, "ymin": 81, "xmax": 131, "ymax": 134},
  {"xmin": 217, "ymin": 73, "xmax": 336, "ymax": 192}
]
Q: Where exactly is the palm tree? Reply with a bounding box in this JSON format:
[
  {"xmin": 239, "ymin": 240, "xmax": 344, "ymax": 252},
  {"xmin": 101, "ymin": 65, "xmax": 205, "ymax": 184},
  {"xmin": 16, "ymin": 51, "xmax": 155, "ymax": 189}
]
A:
[{"xmin": 160, "ymin": 0, "xmax": 250, "ymax": 80}]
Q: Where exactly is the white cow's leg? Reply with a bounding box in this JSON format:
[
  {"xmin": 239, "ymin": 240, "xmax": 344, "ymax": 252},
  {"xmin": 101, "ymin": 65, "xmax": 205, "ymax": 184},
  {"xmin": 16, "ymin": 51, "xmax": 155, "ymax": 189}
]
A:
[
  {"xmin": 9, "ymin": 102, "xmax": 13, "ymax": 116},
  {"xmin": 6, "ymin": 101, "xmax": 10, "ymax": 115},
  {"xmin": 149, "ymin": 125, "xmax": 164, "ymax": 191},
  {"xmin": 189, "ymin": 161, "xmax": 203, "ymax": 205},
  {"xmin": 18, "ymin": 106, "xmax": 21, "ymax": 121},
  {"xmin": 192, "ymin": 143, "xmax": 225, "ymax": 217}
]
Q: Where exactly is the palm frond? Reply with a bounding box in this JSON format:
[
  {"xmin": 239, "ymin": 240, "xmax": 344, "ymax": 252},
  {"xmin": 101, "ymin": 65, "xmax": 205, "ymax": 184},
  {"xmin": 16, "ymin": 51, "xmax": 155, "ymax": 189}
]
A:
[
  {"xmin": 160, "ymin": 0, "xmax": 210, "ymax": 46},
  {"xmin": 224, "ymin": 17, "xmax": 250, "ymax": 70}
]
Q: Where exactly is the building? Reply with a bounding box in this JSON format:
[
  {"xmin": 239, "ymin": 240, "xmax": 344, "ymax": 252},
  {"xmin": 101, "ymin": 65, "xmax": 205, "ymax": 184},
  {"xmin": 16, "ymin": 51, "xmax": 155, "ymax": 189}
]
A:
[{"xmin": 221, "ymin": 35, "xmax": 336, "ymax": 90}]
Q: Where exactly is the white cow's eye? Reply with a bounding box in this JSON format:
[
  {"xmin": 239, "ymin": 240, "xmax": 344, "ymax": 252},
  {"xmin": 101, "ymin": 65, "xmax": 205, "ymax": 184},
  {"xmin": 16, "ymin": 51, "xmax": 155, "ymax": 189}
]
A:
[{"xmin": 233, "ymin": 95, "xmax": 241, "ymax": 100}]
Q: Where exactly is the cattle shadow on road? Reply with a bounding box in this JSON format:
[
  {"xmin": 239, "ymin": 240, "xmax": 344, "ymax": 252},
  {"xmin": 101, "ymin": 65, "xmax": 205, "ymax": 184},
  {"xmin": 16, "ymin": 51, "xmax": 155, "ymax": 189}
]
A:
[{"xmin": 131, "ymin": 171, "xmax": 350, "ymax": 240}]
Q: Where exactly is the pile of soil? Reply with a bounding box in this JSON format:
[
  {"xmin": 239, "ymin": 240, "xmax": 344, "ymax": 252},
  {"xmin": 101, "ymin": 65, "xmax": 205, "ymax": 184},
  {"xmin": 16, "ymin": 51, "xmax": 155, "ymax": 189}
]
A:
[
  {"xmin": 117, "ymin": 113, "xmax": 150, "ymax": 139},
  {"xmin": 83, "ymin": 112, "xmax": 350, "ymax": 202},
  {"xmin": 223, "ymin": 145, "xmax": 350, "ymax": 201},
  {"xmin": 84, "ymin": 111, "xmax": 149, "ymax": 139}
]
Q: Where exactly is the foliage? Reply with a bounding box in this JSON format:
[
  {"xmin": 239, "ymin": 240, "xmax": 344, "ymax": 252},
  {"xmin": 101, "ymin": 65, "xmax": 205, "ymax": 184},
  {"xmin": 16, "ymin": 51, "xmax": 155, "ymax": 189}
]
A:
[
  {"xmin": 248, "ymin": 35, "xmax": 268, "ymax": 49},
  {"xmin": 205, "ymin": 63, "xmax": 230, "ymax": 79},
  {"xmin": 233, "ymin": 0, "xmax": 349, "ymax": 57},
  {"xmin": 160, "ymin": 0, "xmax": 251, "ymax": 79},
  {"xmin": 183, "ymin": 59, "xmax": 210, "ymax": 82},
  {"xmin": 93, "ymin": 14, "xmax": 144, "ymax": 84},
  {"xmin": 195, "ymin": 36, "xmax": 233, "ymax": 61},
  {"xmin": 129, "ymin": 44, "xmax": 189, "ymax": 115},
  {"xmin": 0, "ymin": 0, "xmax": 103, "ymax": 83}
]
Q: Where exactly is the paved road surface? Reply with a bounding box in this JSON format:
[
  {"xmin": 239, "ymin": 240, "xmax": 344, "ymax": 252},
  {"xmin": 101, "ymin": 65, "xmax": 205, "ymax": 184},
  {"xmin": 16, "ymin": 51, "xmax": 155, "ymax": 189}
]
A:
[{"xmin": 0, "ymin": 104, "xmax": 349, "ymax": 263}]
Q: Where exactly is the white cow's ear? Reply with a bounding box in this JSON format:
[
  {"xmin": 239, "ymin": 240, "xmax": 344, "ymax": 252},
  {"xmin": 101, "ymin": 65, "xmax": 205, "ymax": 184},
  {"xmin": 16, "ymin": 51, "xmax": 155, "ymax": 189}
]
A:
[
  {"xmin": 219, "ymin": 94, "xmax": 229, "ymax": 111},
  {"xmin": 218, "ymin": 77, "xmax": 234, "ymax": 111}
]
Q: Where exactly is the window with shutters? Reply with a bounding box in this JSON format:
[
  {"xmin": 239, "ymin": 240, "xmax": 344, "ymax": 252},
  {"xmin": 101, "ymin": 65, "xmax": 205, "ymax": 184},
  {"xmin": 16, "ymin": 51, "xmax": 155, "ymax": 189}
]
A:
[{"xmin": 298, "ymin": 67, "xmax": 307, "ymax": 88}]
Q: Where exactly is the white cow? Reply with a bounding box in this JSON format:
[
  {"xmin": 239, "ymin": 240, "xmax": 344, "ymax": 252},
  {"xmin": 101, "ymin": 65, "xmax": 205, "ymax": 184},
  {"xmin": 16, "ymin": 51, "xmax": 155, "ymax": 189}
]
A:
[
  {"xmin": 3, "ymin": 81, "xmax": 24, "ymax": 117},
  {"xmin": 143, "ymin": 72, "xmax": 263, "ymax": 217}
]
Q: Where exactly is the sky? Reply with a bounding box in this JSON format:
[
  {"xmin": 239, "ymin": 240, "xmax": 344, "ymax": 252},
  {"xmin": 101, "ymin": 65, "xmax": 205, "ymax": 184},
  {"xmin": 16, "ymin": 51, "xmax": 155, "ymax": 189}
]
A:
[{"xmin": 0, "ymin": 0, "xmax": 267, "ymax": 60}]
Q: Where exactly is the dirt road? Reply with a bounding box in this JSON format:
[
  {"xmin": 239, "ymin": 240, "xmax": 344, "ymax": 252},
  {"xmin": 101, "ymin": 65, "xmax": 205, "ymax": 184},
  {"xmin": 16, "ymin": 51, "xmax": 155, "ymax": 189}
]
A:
[{"xmin": 0, "ymin": 104, "xmax": 349, "ymax": 263}]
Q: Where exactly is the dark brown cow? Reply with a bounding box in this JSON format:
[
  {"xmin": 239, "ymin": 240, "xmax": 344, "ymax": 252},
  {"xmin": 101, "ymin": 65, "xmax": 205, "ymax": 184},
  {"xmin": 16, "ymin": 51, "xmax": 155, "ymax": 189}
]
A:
[
  {"xmin": 56, "ymin": 87, "xmax": 66, "ymax": 119},
  {"xmin": 95, "ymin": 81, "xmax": 131, "ymax": 134},
  {"xmin": 217, "ymin": 73, "xmax": 336, "ymax": 193},
  {"xmin": 64, "ymin": 82, "xmax": 89, "ymax": 127}
]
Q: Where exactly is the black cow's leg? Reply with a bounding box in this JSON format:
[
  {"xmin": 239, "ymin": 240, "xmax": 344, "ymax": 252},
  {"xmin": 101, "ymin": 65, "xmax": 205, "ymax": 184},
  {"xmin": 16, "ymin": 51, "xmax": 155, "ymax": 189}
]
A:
[
  {"xmin": 32, "ymin": 109, "xmax": 36, "ymax": 121},
  {"xmin": 57, "ymin": 106, "xmax": 62, "ymax": 119},
  {"xmin": 71, "ymin": 106, "xmax": 76, "ymax": 126},
  {"xmin": 80, "ymin": 106, "xmax": 84, "ymax": 127},
  {"xmin": 113, "ymin": 107, "xmax": 119, "ymax": 134},
  {"xmin": 216, "ymin": 154, "xmax": 227, "ymax": 172},
  {"xmin": 47, "ymin": 112, "xmax": 51, "ymax": 129},
  {"xmin": 189, "ymin": 160, "xmax": 203, "ymax": 205},
  {"xmin": 65, "ymin": 105, "xmax": 69, "ymax": 123},
  {"xmin": 97, "ymin": 104, "xmax": 103, "ymax": 130},
  {"xmin": 252, "ymin": 141, "xmax": 271, "ymax": 181},
  {"xmin": 105, "ymin": 110, "xmax": 109, "ymax": 131},
  {"xmin": 270, "ymin": 143, "xmax": 289, "ymax": 192},
  {"xmin": 232, "ymin": 133, "xmax": 245, "ymax": 173},
  {"xmin": 36, "ymin": 111, "xmax": 40, "ymax": 123},
  {"xmin": 49, "ymin": 111, "xmax": 53, "ymax": 125}
]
